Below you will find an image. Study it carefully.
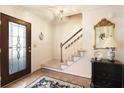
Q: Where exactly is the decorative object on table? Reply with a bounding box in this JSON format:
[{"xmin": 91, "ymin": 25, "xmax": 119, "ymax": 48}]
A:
[
  {"xmin": 39, "ymin": 32, "xmax": 44, "ymax": 40},
  {"xmin": 94, "ymin": 18, "xmax": 115, "ymax": 49},
  {"xmin": 26, "ymin": 76, "xmax": 83, "ymax": 88},
  {"xmin": 104, "ymin": 35, "xmax": 117, "ymax": 62},
  {"xmin": 94, "ymin": 51, "xmax": 103, "ymax": 61}
]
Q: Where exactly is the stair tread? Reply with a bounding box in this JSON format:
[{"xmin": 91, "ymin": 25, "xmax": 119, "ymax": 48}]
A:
[
  {"xmin": 61, "ymin": 64, "xmax": 68, "ymax": 70},
  {"xmin": 67, "ymin": 61, "xmax": 74, "ymax": 65},
  {"xmin": 72, "ymin": 55, "xmax": 81, "ymax": 57},
  {"xmin": 78, "ymin": 49, "xmax": 87, "ymax": 52}
]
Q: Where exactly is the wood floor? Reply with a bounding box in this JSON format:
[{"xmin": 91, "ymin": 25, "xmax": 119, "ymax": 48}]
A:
[{"xmin": 2, "ymin": 68, "xmax": 91, "ymax": 88}]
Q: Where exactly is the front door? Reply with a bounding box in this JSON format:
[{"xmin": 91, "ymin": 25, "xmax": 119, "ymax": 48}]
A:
[{"xmin": 0, "ymin": 13, "xmax": 31, "ymax": 86}]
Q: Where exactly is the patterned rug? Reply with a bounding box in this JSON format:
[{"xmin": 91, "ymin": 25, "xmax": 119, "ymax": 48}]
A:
[{"xmin": 26, "ymin": 76, "xmax": 84, "ymax": 88}]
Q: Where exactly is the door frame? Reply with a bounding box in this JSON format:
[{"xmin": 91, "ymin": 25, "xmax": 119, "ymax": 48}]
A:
[
  {"xmin": 0, "ymin": 13, "xmax": 31, "ymax": 86},
  {"xmin": 0, "ymin": 13, "xmax": 1, "ymax": 87}
]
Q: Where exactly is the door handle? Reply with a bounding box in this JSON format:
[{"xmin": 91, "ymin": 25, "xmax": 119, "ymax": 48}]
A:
[
  {"xmin": 28, "ymin": 47, "xmax": 31, "ymax": 52},
  {"xmin": 0, "ymin": 48, "xmax": 1, "ymax": 53}
]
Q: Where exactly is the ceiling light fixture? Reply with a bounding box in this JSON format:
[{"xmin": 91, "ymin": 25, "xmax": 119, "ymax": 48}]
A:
[{"xmin": 58, "ymin": 10, "xmax": 64, "ymax": 21}]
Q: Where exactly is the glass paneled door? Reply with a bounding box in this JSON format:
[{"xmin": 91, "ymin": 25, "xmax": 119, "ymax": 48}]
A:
[
  {"xmin": 1, "ymin": 13, "xmax": 31, "ymax": 86},
  {"xmin": 9, "ymin": 22, "xmax": 27, "ymax": 75}
]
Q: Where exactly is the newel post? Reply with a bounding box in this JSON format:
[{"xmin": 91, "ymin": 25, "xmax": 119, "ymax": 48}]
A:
[{"xmin": 60, "ymin": 43, "xmax": 63, "ymax": 62}]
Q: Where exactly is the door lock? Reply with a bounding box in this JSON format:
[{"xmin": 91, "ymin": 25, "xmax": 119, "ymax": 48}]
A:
[{"xmin": 28, "ymin": 50, "xmax": 31, "ymax": 52}]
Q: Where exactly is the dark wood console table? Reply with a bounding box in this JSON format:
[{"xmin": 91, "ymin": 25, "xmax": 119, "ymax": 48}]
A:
[{"xmin": 91, "ymin": 59, "xmax": 123, "ymax": 88}]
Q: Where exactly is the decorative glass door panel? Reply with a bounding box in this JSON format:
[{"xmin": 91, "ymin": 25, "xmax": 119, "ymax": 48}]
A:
[
  {"xmin": 9, "ymin": 22, "xmax": 26, "ymax": 75},
  {"xmin": 1, "ymin": 13, "xmax": 31, "ymax": 86}
]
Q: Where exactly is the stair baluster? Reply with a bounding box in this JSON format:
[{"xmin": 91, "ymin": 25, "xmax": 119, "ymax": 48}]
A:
[{"xmin": 60, "ymin": 28, "xmax": 83, "ymax": 62}]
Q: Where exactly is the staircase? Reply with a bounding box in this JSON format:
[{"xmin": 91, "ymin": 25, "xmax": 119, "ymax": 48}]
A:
[
  {"xmin": 60, "ymin": 49, "xmax": 86, "ymax": 70},
  {"xmin": 60, "ymin": 28, "xmax": 86, "ymax": 70},
  {"xmin": 41, "ymin": 28, "xmax": 86, "ymax": 71}
]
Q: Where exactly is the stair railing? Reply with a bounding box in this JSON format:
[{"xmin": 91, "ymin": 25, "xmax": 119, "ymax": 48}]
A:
[{"xmin": 60, "ymin": 28, "xmax": 83, "ymax": 62}]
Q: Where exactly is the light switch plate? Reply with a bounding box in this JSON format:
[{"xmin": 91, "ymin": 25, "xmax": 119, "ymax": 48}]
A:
[{"xmin": 33, "ymin": 44, "xmax": 37, "ymax": 48}]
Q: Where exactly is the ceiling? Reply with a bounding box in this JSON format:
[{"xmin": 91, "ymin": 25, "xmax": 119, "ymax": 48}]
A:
[{"xmin": 19, "ymin": 5, "xmax": 106, "ymax": 21}]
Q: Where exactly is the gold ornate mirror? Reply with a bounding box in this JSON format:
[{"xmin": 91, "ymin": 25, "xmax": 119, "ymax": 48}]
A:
[{"xmin": 94, "ymin": 18, "xmax": 115, "ymax": 49}]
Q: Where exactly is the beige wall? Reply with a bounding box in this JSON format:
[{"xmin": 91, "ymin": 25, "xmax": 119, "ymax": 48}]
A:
[
  {"xmin": 53, "ymin": 14, "xmax": 82, "ymax": 59},
  {"xmin": 51, "ymin": 6, "xmax": 124, "ymax": 78},
  {"xmin": 0, "ymin": 6, "xmax": 53, "ymax": 72},
  {"xmin": 82, "ymin": 6, "xmax": 124, "ymax": 78}
]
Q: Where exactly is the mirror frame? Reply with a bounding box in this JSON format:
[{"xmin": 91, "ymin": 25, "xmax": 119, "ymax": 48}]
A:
[{"xmin": 94, "ymin": 18, "xmax": 115, "ymax": 49}]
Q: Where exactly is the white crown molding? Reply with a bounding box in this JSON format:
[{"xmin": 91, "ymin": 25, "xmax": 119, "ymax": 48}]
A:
[{"xmin": 13, "ymin": 5, "xmax": 112, "ymax": 22}]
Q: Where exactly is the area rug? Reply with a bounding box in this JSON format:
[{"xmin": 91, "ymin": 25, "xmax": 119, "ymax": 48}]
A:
[{"xmin": 26, "ymin": 76, "xmax": 84, "ymax": 88}]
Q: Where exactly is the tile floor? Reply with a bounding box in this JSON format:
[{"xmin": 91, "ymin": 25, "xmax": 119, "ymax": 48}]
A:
[{"xmin": 2, "ymin": 68, "xmax": 91, "ymax": 88}]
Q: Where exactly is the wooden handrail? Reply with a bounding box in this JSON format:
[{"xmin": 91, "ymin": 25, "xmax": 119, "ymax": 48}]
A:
[
  {"xmin": 62, "ymin": 28, "xmax": 82, "ymax": 47},
  {"xmin": 60, "ymin": 28, "xmax": 82, "ymax": 62}
]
